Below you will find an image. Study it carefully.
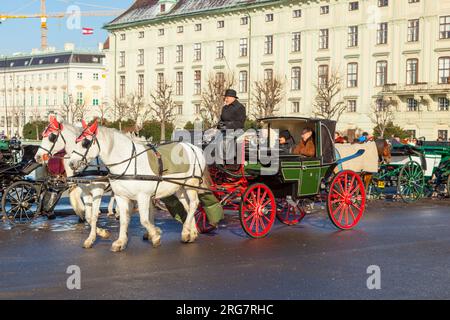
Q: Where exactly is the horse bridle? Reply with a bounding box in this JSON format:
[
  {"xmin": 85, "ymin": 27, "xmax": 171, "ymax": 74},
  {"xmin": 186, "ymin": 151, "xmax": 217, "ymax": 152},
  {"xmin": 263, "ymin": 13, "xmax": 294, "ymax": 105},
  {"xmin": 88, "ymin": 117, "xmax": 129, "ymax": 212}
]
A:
[
  {"xmin": 72, "ymin": 129, "xmax": 101, "ymax": 167},
  {"xmin": 40, "ymin": 123, "xmax": 67, "ymax": 157}
]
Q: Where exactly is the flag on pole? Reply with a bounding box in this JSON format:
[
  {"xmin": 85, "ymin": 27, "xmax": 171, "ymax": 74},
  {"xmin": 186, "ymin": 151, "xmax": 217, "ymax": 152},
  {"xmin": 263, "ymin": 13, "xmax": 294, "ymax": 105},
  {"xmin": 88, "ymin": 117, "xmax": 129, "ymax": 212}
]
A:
[{"xmin": 82, "ymin": 28, "xmax": 94, "ymax": 35}]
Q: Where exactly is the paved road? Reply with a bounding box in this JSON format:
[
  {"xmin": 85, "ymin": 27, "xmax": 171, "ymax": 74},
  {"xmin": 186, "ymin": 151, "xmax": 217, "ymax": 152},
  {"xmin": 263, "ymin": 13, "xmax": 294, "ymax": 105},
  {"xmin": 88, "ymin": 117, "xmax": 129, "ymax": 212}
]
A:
[{"xmin": 0, "ymin": 199, "xmax": 449, "ymax": 300}]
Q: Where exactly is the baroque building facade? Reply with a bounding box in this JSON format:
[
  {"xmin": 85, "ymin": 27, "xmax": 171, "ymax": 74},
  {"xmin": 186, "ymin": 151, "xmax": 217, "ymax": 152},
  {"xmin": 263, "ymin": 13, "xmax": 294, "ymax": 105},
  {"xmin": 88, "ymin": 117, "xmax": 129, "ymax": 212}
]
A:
[{"xmin": 104, "ymin": 0, "xmax": 450, "ymax": 140}]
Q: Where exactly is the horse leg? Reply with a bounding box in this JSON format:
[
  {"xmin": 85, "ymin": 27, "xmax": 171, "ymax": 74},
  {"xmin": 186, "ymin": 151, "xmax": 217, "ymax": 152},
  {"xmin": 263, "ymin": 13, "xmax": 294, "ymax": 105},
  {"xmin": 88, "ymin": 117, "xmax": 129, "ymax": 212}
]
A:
[
  {"xmin": 107, "ymin": 191, "xmax": 116, "ymax": 217},
  {"xmin": 180, "ymin": 187, "xmax": 200, "ymax": 243},
  {"xmin": 138, "ymin": 194, "xmax": 162, "ymax": 248},
  {"xmin": 69, "ymin": 186, "xmax": 85, "ymax": 222},
  {"xmin": 111, "ymin": 196, "xmax": 131, "ymax": 252}
]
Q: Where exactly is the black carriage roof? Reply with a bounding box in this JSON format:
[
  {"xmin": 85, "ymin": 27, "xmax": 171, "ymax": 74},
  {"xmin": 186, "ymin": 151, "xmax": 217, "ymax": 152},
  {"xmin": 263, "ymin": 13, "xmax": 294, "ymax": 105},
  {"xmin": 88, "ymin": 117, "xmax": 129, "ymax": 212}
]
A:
[{"xmin": 258, "ymin": 116, "xmax": 336, "ymax": 124}]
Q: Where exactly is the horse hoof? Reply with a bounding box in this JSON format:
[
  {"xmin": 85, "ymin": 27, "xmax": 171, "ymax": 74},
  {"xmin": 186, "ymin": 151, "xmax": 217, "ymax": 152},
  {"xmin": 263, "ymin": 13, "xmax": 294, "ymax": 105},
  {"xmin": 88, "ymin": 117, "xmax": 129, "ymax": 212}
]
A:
[
  {"xmin": 181, "ymin": 232, "xmax": 190, "ymax": 243},
  {"xmin": 98, "ymin": 229, "xmax": 111, "ymax": 239},
  {"xmin": 111, "ymin": 241, "xmax": 126, "ymax": 252},
  {"xmin": 152, "ymin": 239, "xmax": 161, "ymax": 248},
  {"xmin": 83, "ymin": 240, "xmax": 94, "ymax": 249}
]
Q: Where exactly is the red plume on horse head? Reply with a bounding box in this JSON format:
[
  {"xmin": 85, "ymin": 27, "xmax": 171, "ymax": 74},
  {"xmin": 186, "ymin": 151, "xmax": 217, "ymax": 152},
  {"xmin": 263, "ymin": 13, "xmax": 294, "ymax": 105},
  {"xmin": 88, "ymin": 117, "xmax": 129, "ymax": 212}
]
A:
[
  {"xmin": 42, "ymin": 115, "xmax": 63, "ymax": 138},
  {"xmin": 76, "ymin": 119, "xmax": 99, "ymax": 143}
]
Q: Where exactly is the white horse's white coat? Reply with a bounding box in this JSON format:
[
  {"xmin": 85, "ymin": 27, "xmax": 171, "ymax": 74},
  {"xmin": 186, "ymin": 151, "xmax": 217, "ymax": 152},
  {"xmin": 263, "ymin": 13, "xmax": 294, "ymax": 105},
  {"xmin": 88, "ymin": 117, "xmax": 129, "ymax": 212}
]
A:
[
  {"xmin": 35, "ymin": 122, "xmax": 112, "ymax": 248},
  {"xmin": 69, "ymin": 126, "xmax": 209, "ymax": 252}
]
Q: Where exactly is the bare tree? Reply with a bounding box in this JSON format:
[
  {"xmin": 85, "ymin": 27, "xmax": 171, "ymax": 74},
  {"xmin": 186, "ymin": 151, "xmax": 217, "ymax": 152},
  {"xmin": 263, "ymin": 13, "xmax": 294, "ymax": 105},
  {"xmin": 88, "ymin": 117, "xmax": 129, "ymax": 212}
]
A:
[
  {"xmin": 113, "ymin": 97, "xmax": 130, "ymax": 131},
  {"xmin": 73, "ymin": 98, "xmax": 90, "ymax": 123},
  {"xmin": 370, "ymin": 97, "xmax": 396, "ymax": 138},
  {"xmin": 126, "ymin": 92, "xmax": 151, "ymax": 132},
  {"xmin": 149, "ymin": 81, "xmax": 177, "ymax": 142},
  {"xmin": 97, "ymin": 101, "xmax": 112, "ymax": 125},
  {"xmin": 200, "ymin": 72, "xmax": 235, "ymax": 128},
  {"xmin": 252, "ymin": 75, "xmax": 284, "ymax": 119},
  {"xmin": 313, "ymin": 70, "xmax": 346, "ymax": 121}
]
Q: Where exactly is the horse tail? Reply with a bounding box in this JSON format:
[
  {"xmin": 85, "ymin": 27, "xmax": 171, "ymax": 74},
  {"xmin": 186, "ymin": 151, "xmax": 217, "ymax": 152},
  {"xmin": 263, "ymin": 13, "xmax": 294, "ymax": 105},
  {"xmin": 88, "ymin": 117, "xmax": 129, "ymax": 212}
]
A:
[{"xmin": 69, "ymin": 186, "xmax": 85, "ymax": 220}]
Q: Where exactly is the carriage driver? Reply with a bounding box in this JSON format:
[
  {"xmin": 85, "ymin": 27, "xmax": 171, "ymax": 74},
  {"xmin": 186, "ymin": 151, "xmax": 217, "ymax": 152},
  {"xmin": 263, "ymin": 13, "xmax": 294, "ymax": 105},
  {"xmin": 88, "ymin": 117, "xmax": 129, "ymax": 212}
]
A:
[{"xmin": 217, "ymin": 89, "xmax": 246, "ymax": 130}]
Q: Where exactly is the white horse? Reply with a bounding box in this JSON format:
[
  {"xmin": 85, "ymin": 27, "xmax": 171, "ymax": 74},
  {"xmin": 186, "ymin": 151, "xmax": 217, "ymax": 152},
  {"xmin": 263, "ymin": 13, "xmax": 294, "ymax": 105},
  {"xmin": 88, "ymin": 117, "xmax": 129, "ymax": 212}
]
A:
[
  {"xmin": 68, "ymin": 120, "xmax": 210, "ymax": 252},
  {"xmin": 35, "ymin": 116, "xmax": 112, "ymax": 248}
]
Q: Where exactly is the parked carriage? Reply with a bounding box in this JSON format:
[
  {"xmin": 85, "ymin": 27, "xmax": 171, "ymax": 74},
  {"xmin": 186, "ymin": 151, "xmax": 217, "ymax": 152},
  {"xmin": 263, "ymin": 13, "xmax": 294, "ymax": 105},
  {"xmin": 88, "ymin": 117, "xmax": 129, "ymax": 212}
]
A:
[
  {"xmin": 368, "ymin": 144, "xmax": 426, "ymax": 202},
  {"xmin": 416, "ymin": 140, "xmax": 450, "ymax": 198},
  {"xmin": 194, "ymin": 117, "xmax": 367, "ymax": 238}
]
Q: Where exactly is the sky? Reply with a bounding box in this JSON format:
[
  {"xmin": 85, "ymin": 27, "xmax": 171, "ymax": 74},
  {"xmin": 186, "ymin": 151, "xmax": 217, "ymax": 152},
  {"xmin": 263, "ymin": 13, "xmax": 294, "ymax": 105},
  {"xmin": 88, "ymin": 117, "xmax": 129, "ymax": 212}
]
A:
[{"xmin": 0, "ymin": 0, "xmax": 135, "ymax": 55}]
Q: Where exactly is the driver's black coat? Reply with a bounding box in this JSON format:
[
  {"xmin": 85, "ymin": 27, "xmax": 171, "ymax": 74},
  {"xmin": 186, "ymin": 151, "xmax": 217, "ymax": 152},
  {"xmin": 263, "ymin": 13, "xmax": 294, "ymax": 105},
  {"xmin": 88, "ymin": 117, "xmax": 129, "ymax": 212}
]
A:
[{"xmin": 218, "ymin": 100, "xmax": 246, "ymax": 130}]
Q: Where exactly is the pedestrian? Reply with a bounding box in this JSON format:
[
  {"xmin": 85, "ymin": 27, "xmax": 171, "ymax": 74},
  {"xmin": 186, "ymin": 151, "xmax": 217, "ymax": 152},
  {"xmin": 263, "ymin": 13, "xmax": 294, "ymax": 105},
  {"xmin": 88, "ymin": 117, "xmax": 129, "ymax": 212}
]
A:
[{"xmin": 356, "ymin": 132, "xmax": 369, "ymax": 143}]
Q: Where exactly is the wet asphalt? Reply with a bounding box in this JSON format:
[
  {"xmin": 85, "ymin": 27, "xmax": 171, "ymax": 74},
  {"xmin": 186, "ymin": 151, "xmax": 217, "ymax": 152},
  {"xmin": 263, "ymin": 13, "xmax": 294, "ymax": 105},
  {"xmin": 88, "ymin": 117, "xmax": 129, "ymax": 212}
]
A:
[{"xmin": 0, "ymin": 198, "xmax": 449, "ymax": 300}]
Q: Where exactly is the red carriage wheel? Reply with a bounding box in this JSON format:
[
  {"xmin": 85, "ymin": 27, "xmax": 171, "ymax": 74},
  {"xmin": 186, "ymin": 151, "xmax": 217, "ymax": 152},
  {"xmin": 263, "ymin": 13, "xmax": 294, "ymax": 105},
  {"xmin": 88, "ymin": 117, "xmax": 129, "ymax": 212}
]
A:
[
  {"xmin": 276, "ymin": 199, "xmax": 306, "ymax": 226},
  {"xmin": 327, "ymin": 170, "xmax": 366, "ymax": 230},
  {"xmin": 195, "ymin": 206, "xmax": 216, "ymax": 234},
  {"xmin": 240, "ymin": 183, "xmax": 276, "ymax": 238}
]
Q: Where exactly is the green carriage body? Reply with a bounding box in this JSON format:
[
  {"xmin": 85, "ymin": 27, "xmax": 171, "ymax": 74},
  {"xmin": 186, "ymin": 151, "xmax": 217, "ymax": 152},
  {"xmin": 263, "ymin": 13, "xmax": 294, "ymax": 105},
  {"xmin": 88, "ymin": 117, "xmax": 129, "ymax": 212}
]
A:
[{"xmin": 242, "ymin": 117, "xmax": 337, "ymax": 199}]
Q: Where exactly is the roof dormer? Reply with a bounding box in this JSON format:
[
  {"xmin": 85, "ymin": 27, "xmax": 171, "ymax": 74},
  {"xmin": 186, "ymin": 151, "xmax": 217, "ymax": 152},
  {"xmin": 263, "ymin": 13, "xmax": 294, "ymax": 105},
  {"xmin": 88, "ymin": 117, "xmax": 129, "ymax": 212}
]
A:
[{"xmin": 158, "ymin": 0, "xmax": 177, "ymax": 14}]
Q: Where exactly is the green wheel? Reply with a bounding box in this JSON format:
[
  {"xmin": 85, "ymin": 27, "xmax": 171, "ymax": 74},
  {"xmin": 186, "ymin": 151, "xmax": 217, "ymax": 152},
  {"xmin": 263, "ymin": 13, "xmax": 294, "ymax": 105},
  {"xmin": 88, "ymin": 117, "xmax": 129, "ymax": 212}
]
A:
[{"xmin": 397, "ymin": 161, "xmax": 424, "ymax": 203}]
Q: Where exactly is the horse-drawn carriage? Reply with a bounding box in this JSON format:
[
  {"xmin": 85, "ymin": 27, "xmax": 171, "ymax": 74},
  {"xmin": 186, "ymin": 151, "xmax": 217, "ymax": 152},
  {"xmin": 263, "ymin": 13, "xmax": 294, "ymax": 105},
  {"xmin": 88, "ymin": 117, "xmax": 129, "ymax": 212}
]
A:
[
  {"xmin": 193, "ymin": 117, "xmax": 367, "ymax": 238},
  {"xmin": 368, "ymin": 140, "xmax": 450, "ymax": 202}
]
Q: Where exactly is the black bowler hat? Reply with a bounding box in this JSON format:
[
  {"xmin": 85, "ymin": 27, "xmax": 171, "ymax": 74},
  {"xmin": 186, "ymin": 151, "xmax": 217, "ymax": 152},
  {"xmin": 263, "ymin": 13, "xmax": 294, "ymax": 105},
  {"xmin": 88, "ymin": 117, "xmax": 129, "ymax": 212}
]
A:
[{"xmin": 224, "ymin": 89, "xmax": 238, "ymax": 99}]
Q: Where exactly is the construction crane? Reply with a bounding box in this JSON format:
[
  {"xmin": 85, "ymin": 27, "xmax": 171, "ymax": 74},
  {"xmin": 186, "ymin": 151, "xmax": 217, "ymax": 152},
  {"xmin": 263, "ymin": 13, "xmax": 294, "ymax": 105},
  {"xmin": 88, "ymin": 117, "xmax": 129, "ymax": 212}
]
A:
[{"xmin": 0, "ymin": 0, "xmax": 123, "ymax": 50}]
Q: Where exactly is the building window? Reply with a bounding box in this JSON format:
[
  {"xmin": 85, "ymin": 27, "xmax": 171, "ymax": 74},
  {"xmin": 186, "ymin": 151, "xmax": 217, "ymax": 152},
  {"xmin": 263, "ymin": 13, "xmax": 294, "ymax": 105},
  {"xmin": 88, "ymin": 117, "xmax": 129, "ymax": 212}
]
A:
[
  {"xmin": 319, "ymin": 29, "xmax": 329, "ymax": 49},
  {"xmin": 194, "ymin": 71, "xmax": 201, "ymax": 95},
  {"xmin": 176, "ymin": 45, "xmax": 183, "ymax": 63},
  {"xmin": 138, "ymin": 31, "xmax": 145, "ymax": 39},
  {"xmin": 158, "ymin": 28, "xmax": 164, "ymax": 36},
  {"xmin": 318, "ymin": 65, "xmax": 329, "ymax": 87},
  {"xmin": 157, "ymin": 73, "xmax": 164, "ymax": 90},
  {"xmin": 265, "ymin": 13, "xmax": 274, "ymax": 22},
  {"xmin": 378, "ymin": 0, "xmax": 388, "ymax": 7},
  {"xmin": 195, "ymin": 104, "xmax": 201, "ymax": 114},
  {"xmin": 347, "ymin": 100, "xmax": 357, "ymax": 112},
  {"xmin": 291, "ymin": 67, "xmax": 301, "ymax": 91},
  {"xmin": 177, "ymin": 26, "xmax": 184, "ymax": 33},
  {"xmin": 377, "ymin": 23, "xmax": 388, "ymax": 44},
  {"xmin": 438, "ymin": 97, "xmax": 449, "ymax": 111},
  {"xmin": 438, "ymin": 130, "xmax": 449, "ymax": 140},
  {"xmin": 292, "ymin": 101, "xmax": 300, "ymax": 113},
  {"xmin": 217, "ymin": 20, "xmax": 224, "ymax": 28},
  {"xmin": 347, "ymin": 63, "xmax": 358, "ymax": 87},
  {"xmin": 176, "ymin": 104, "xmax": 183, "ymax": 115},
  {"xmin": 138, "ymin": 49, "xmax": 145, "ymax": 66},
  {"xmin": 119, "ymin": 51, "xmax": 125, "ymax": 67},
  {"xmin": 77, "ymin": 72, "xmax": 83, "ymax": 80},
  {"xmin": 195, "ymin": 23, "xmax": 202, "ymax": 31},
  {"xmin": 407, "ymin": 19, "xmax": 420, "ymax": 42},
  {"xmin": 216, "ymin": 41, "xmax": 224, "ymax": 59},
  {"xmin": 348, "ymin": 26, "xmax": 358, "ymax": 47},
  {"xmin": 320, "ymin": 5, "xmax": 329, "ymax": 15},
  {"xmin": 120, "ymin": 33, "xmax": 126, "ymax": 40},
  {"xmin": 93, "ymin": 73, "xmax": 99, "ymax": 81},
  {"xmin": 76, "ymin": 92, "xmax": 83, "ymax": 106},
  {"xmin": 157, "ymin": 47, "xmax": 164, "ymax": 64},
  {"xmin": 239, "ymin": 71, "xmax": 248, "ymax": 93},
  {"xmin": 440, "ymin": 16, "xmax": 450, "ymax": 39},
  {"xmin": 349, "ymin": 2, "xmax": 359, "ymax": 11},
  {"xmin": 240, "ymin": 16, "xmax": 249, "ymax": 25},
  {"xmin": 264, "ymin": 69, "xmax": 273, "ymax": 82},
  {"xmin": 406, "ymin": 59, "xmax": 419, "ymax": 85},
  {"xmin": 407, "ymin": 98, "xmax": 419, "ymax": 111},
  {"xmin": 293, "ymin": 9, "xmax": 302, "ymax": 18},
  {"xmin": 264, "ymin": 35, "xmax": 273, "ymax": 54},
  {"xmin": 194, "ymin": 43, "xmax": 202, "ymax": 61},
  {"xmin": 119, "ymin": 76, "xmax": 125, "ymax": 99},
  {"xmin": 376, "ymin": 61, "xmax": 388, "ymax": 86},
  {"xmin": 138, "ymin": 74, "xmax": 144, "ymax": 97},
  {"xmin": 292, "ymin": 32, "xmax": 301, "ymax": 52},
  {"xmin": 240, "ymin": 38, "xmax": 248, "ymax": 57},
  {"xmin": 438, "ymin": 57, "xmax": 450, "ymax": 84},
  {"xmin": 176, "ymin": 72, "xmax": 183, "ymax": 96},
  {"xmin": 93, "ymin": 98, "xmax": 99, "ymax": 106}
]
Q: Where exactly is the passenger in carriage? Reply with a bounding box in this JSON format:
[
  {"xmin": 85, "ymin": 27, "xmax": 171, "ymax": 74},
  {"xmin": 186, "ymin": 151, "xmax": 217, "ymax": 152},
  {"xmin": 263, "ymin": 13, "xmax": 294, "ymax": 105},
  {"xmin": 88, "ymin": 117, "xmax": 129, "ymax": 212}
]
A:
[
  {"xmin": 278, "ymin": 130, "xmax": 295, "ymax": 155},
  {"xmin": 293, "ymin": 128, "xmax": 316, "ymax": 157}
]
